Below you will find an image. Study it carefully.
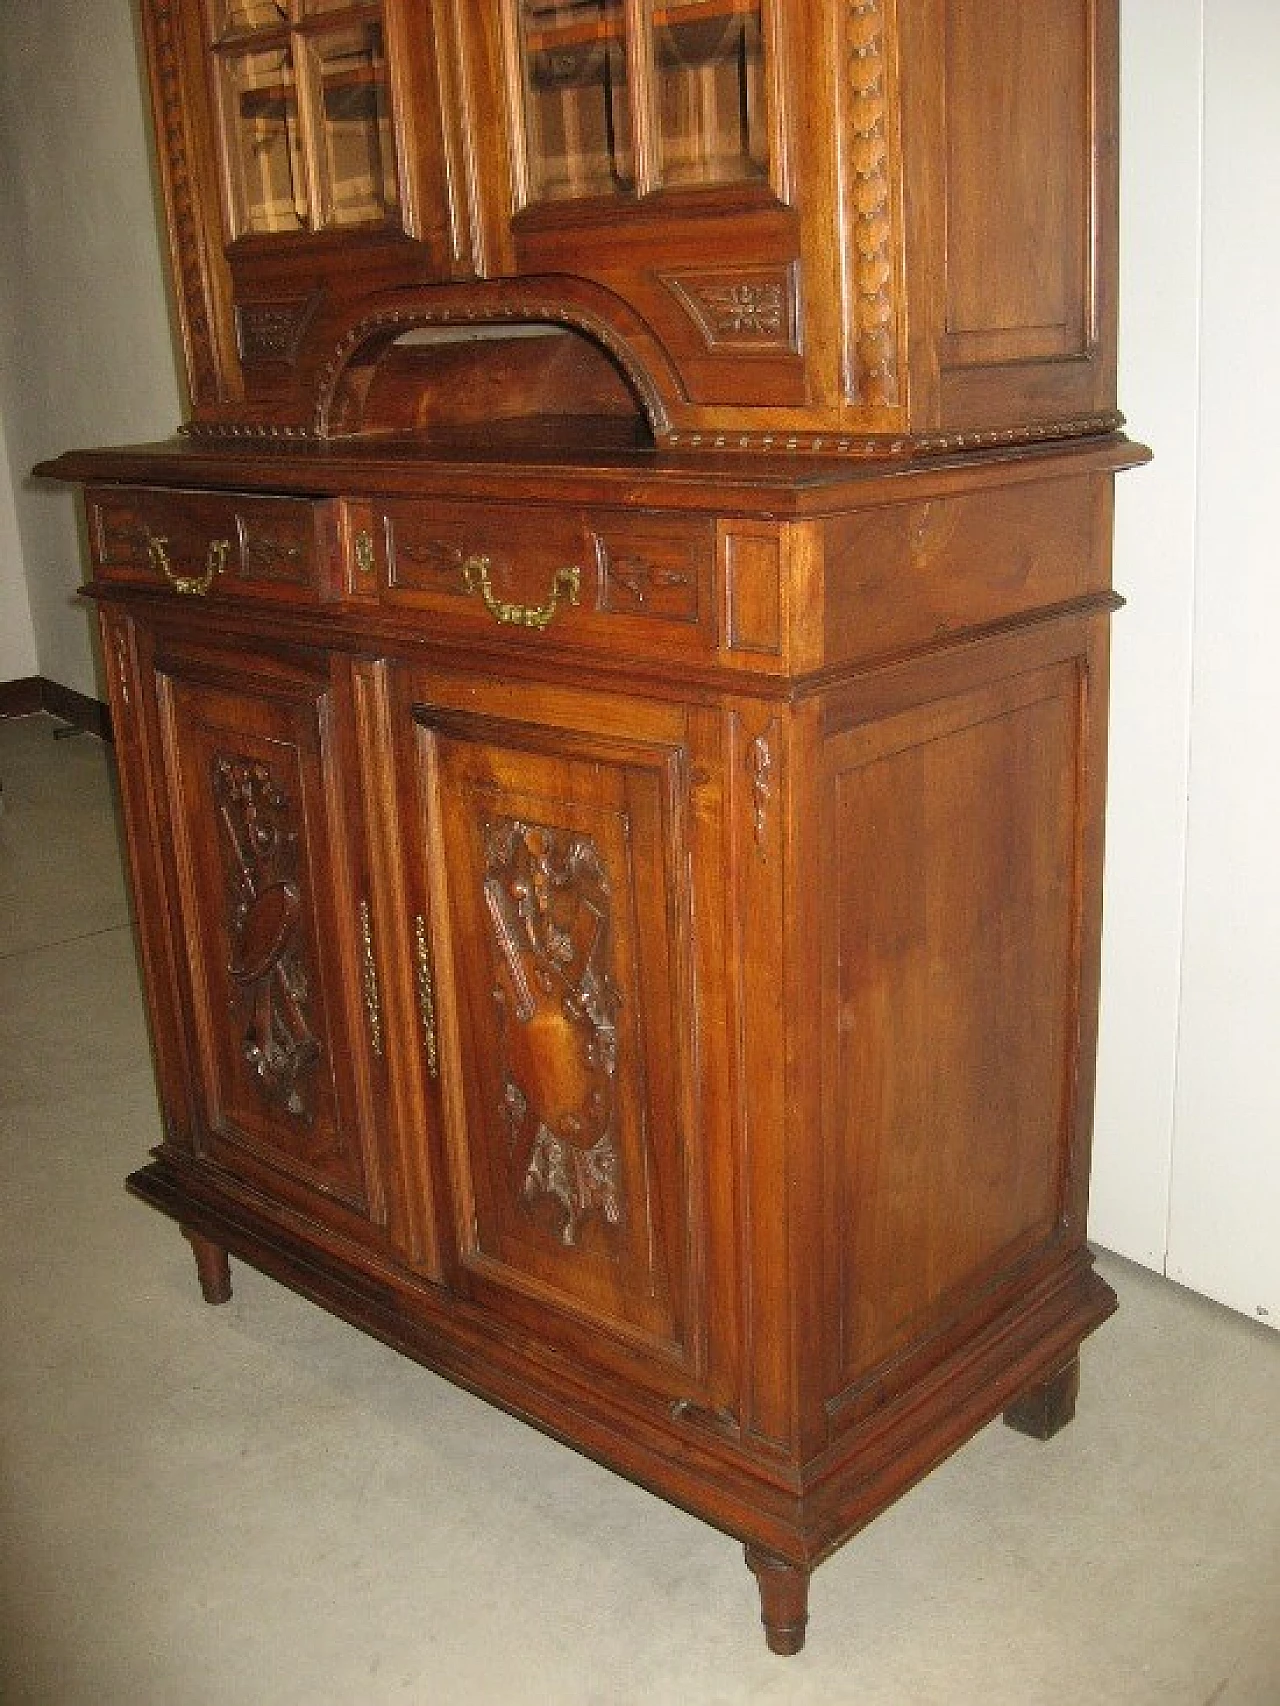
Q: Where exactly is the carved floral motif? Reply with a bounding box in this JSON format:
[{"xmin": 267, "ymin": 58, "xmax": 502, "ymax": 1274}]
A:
[
  {"xmin": 660, "ymin": 268, "xmax": 798, "ymax": 353},
  {"xmin": 213, "ymin": 754, "xmax": 319, "ymax": 1118},
  {"xmin": 483, "ymin": 816, "xmax": 623, "ymax": 1248},
  {"xmin": 693, "ymin": 282, "xmax": 785, "ymax": 339},
  {"xmin": 748, "ymin": 726, "xmax": 777, "ymax": 858}
]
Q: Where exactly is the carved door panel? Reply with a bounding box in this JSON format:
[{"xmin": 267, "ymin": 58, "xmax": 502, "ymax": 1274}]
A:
[
  {"xmin": 146, "ymin": 636, "xmax": 387, "ymax": 1234},
  {"xmin": 401, "ymin": 669, "xmax": 729, "ymax": 1405}
]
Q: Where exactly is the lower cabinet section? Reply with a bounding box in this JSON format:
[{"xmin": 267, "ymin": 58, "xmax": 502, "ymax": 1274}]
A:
[{"xmin": 92, "ymin": 453, "xmax": 1126, "ymax": 1656}]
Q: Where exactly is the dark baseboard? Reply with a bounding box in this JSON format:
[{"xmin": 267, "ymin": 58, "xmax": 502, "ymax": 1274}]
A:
[
  {"xmin": 0, "ymin": 677, "xmax": 44, "ymax": 718},
  {"xmin": 0, "ymin": 675, "xmax": 113, "ymax": 741}
]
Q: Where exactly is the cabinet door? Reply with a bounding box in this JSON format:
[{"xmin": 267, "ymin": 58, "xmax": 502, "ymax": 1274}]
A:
[
  {"xmin": 400, "ymin": 669, "xmax": 733, "ymax": 1406},
  {"xmin": 145, "ymin": 633, "xmax": 389, "ymax": 1237}
]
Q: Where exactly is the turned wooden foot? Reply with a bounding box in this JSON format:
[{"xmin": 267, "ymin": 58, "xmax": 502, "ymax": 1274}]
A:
[
  {"xmin": 745, "ymin": 1546, "xmax": 810, "ymax": 1656},
  {"xmin": 1003, "ymin": 1355, "xmax": 1080, "ymax": 1440},
  {"xmin": 181, "ymin": 1227, "xmax": 232, "ymax": 1305}
]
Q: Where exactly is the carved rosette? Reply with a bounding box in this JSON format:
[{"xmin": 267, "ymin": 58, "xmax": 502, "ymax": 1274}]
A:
[
  {"xmin": 660, "ymin": 266, "xmax": 800, "ymax": 354},
  {"xmin": 847, "ymin": 0, "xmax": 901, "ymax": 407},
  {"xmin": 483, "ymin": 817, "xmax": 623, "ymax": 1248},
  {"xmin": 213, "ymin": 755, "xmax": 320, "ymax": 1118}
]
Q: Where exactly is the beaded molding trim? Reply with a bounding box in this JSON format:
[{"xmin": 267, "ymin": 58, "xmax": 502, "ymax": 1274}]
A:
[{"xmin": 310, "ymin": 298, "xmax": 674, "ymax": 439}]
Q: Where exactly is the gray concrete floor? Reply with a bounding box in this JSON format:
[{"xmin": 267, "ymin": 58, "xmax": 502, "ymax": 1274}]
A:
[{"xmin": 1, "ymin": 710, "xmax": 1278, "ymax": 1706}]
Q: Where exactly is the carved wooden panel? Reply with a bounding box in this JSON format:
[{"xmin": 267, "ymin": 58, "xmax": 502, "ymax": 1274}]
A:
[
  {"xmin": 659, "ymin": 266, "xmax": 800, "ymax": 355},
  {"xmin": 212, "ymin": 753, "xmax": 320, "ymax": 1119},
  {"xmin": 591, "ymin": 517, "xmax": 707, "ymax": 623},
  {"xmin": 411, "ymin": 693, "xmax": 707, "ymax": 1381},
  {"xmin": 820, "ymin": 660, "xmax": 1084, "ymax": 1413},
  {"xmin": 154, "ymin": 656, "xmax": 373, "ymax": 1214},
  {"xmin": 483, "ymin": 816, "xmax": 623, "ymax": 1248},
  {"xmin": 234, "ymin": 294, "xmax": 322, "ymax": 368}
]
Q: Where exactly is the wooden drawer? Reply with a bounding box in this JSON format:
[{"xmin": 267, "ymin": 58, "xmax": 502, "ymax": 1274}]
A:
[
  {"xmin": 352, "ymin": 499, "xmax": 717, "ymax": 660},
  {"xmin": 87, "ymin": 488, "xmax": 338, "ymax": 603}
]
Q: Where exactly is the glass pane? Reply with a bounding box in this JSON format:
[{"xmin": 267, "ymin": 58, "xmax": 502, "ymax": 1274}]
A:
[
  {"xmin": 518, "ymin": 1, "xmax": 634, "ymax": 201},
  {"xmin": 654, "ymin": 0, "xmax": 768, "ymax": 188},
  {"xmin": 223, "ymin": 47, "xmax": 307, "ymax": 233},
  {"xmin": 222, "ymin": 0, "xmax": 292, "ymax": 31},
  {"xmin": 313, "ymin": 24, "xmax": 399, "ymax": 227}
]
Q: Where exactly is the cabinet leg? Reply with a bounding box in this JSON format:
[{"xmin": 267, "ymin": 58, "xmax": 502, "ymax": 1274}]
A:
[
  {"xmin": 1003, "ymin": 1355, "xmax": 1080, "ymax": 1441},
  {"xmin": 744, "ymin": 1546, "xmax": 810, "ymax": 1656},
  {"xmin": 181, "ymin": 1227, "xmax": 232, "ymax": 1306}
]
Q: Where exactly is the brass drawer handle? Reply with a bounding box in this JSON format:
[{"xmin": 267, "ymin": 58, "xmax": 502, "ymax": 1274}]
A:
[
  {"xmin": 146, "ymin": 531, "xmax": 231, "ymax": 597},
  {"xmin": 459, "ymin": 554, "xmax": 580, "ymax": 631},
  {"xmin": 413, "ymin": 914, "xmax": 439, "ymax": 1079}
]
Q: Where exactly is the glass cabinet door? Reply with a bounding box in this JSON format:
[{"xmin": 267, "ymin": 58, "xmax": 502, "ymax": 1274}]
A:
[
  {"xmin": 653, "ymin": 0, "xmax": 768, "ymax": 189},
  {"xmin": 517, "ymin": 1, "xmax": 635, "ymax": 201},
  {"xmin": 511, "ymin": 0, "xmax": 771, "ymax": 207},
  {"xmin": 211, "ymin": 0, "xmax": 399, "ymax": 238}
]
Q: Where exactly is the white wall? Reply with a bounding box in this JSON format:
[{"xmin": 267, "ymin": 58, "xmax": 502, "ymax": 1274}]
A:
[
  {"xmin": 0, "ymin": 399, "xmax": 38, "ymax": 683},
  {"xmin": 1163, "ymin": 0, "xmax": 1280, "ymax": 1327},
  {"xmin": 0, "ymin": 0, "xmax": 182, "ymax": 698},
  {"xmin": 1093, "ymin": 0, "xmax": 1280, "ymax": 1329},
  {"xmin": 1090, "ymin": 0, "xmax": 1203, "ymax": 1268}
]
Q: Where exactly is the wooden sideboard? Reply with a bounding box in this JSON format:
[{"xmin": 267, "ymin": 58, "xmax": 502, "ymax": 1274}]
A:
[{"xmin": 37, "ymin": 0, "xmax": 1147, "ymax": 1654}]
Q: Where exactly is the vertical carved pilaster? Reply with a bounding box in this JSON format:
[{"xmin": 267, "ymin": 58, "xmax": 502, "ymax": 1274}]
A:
[
  {"xmin": 846, "ymin": 0, "xmax": 902, "ymax": 408},
  {"xmin": 144, "ymin": 0, "xmax": 222, "ymax": 406}
]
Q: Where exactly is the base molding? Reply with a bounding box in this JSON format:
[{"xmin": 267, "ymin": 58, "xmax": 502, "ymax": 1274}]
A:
[
  {"xmin": 0, "ymin": 675, "xmax": 112, "ymax": 740},
  {"xmin": 128, "ymin": 1156, "xmax": 1118, "ymax": 1581}
]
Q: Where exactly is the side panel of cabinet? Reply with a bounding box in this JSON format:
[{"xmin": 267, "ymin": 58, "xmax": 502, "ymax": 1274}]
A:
[
  {"xmin": 817, "ymin": 618, "xmax": 1109, "ymax": 1428},
  {"xmin": 900, "ymin": 0, "xmax": 1119, "ymax": 437},
  {"xmin": 142, "ymin": 632, "xmax": 390, "ymax": 1240},
  {"xmin": 395, "ymin": 668, "xmax": 737, "ymax": 1411}
]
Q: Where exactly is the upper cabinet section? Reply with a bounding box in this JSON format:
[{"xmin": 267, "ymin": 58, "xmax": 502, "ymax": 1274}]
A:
[{"xmin": 141, "ymin": 0, "xmax": 1122, "ymax": 455}]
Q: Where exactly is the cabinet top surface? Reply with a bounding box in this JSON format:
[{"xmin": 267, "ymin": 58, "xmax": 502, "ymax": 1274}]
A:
[{"xmin": 38, "ymin": 431, "xmax": 1149, "ymax": 519}]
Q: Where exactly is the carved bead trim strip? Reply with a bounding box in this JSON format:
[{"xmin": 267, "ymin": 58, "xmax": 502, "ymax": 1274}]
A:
[
  {"xmin": 911, "ymin": 412, "xmax": 1127, "ymax": 454},
  {"xmin": 847, "ymin": 0, "xmax": 901, "ymax": 408},
  {"xmin": 179, "ymin": 421, "xmax": 317, "ymax": 441},
  {"xmin": 146, "ymin": 0, "xmax": 221, "ymax": 406},
  {"xmin": 662, "ymin": 411, "xmax": 1124, "ymax": 456}
]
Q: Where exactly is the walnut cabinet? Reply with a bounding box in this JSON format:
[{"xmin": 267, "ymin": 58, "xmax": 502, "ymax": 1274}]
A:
[{"xmin": 39, "ymin": 0, "xmax": 1146, "ymax": 1658}]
